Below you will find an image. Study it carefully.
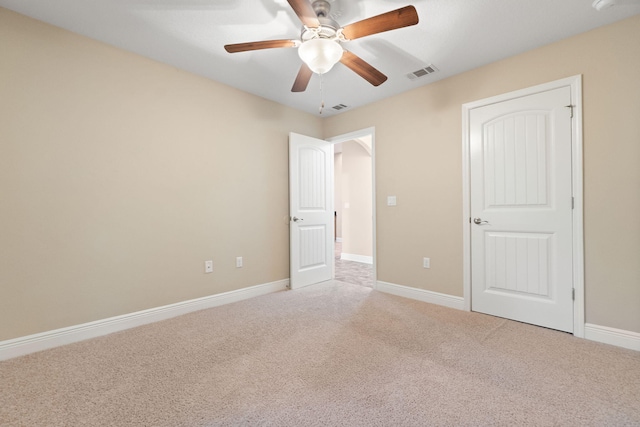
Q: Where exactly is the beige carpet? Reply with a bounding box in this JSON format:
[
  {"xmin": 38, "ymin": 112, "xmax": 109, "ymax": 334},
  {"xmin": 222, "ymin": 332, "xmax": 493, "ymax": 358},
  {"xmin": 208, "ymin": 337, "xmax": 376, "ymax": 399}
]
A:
[{"xmin": 1, "ymin": 281, "xmax": 639, "ymax": 426}]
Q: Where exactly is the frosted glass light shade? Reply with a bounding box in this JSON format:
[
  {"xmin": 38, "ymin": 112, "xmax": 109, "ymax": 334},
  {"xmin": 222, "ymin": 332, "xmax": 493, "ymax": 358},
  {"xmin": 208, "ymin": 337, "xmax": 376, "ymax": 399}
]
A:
[{"xmin": 298, "ymin": 39, "xmax": 343, "ymax": 74}]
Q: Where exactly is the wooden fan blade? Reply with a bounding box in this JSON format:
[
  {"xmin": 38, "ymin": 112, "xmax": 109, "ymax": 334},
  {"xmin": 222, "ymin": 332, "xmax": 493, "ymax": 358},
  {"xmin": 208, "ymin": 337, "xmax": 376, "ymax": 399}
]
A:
[
  {"xmin": 287, "ymin": 0, "xmax": 320, "ymax": 28},
  {"xmin": 340, "ymin": 51, "xmax": 388, "ymax": 87},
  {"xmin": 341, "ymin": 6, "xmax": 419, "ymax": 40},
  {"xmin": 224, "ymin": 39, "xmax": 297, "ymax": 53},
  {"xmin": 292, "ymin": 63, "xmax": 313, "ymax": 92}
]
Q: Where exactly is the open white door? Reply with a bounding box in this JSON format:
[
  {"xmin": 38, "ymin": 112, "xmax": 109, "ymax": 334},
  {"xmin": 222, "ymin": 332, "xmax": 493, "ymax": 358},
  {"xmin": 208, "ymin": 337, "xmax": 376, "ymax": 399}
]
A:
[{"xmin": 289, "ymin": 133, "xmax": 333, "ymax": 289}]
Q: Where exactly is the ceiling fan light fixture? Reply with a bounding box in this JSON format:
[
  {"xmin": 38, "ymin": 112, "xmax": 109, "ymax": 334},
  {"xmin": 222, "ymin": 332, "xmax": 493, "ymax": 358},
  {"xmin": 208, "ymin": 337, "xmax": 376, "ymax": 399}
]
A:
[{"xmin": 298, "ymin": 38, "xmax": 343, "ymax": 74}]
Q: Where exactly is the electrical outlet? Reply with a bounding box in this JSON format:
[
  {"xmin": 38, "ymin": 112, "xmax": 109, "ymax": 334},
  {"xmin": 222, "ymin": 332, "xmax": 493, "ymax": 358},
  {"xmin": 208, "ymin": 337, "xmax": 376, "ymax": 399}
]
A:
[
  {"xmin": 236, "ymin": 256, "xmax": 243, "ymax": 268},
  {"xmin": 423, "ymin": 257, "xmax": 430, "ymax": 269},
  {"xmin": 205, "ymin": 260, "xmax": 213, "ymax": 273}
]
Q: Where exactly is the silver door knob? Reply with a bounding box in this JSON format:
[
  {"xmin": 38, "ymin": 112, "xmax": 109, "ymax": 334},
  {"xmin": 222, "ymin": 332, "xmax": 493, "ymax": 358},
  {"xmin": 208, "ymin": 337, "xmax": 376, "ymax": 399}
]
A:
[
  {"xmin": 292, "ymin": 216, "xmax": 303, "ymax": 222},
  {"xmin": 473, "ymin": 218, "xmax": 489, "ymax": 225}
]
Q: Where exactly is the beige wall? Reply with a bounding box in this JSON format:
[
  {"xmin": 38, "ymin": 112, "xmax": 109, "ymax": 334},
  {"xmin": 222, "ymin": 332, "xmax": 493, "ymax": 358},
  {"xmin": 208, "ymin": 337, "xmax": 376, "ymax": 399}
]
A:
[
  {"xmin": 340, "ymin": 141, "xmax": 373, "ymax": 258},
  {"xmin": 324, "ymin": 15, "xmax": 640, "ymax": 333},
  {"xmin": 0, "ymin": 8, "xmax": 322, "ymax": 341}
]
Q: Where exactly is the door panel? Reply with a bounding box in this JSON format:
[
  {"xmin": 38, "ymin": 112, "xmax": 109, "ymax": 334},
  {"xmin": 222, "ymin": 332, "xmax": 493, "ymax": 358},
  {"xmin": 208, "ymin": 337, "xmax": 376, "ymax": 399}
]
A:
[
  {"xmin": 470, "ymin": 86, "xmax": 573, "ymax": 332},
  {"xmin": 484, "ymin": 113, "xmax": 548, "ymax": 207},
  {"xmin": 289, "ymin": 133, "xmax": 333, "ymax": 289},
  {"xmin": 484, "ymin": 231, "xmax": 551, "ymax": 297},
  {"xmin": 299, "ymin": 225, "xmax": 327, "ymax": 270}
]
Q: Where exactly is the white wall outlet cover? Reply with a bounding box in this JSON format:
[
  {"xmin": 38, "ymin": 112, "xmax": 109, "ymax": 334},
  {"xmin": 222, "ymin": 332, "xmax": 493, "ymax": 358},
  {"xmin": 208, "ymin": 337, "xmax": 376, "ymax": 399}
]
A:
[
  {"xmin": 387, "ymin": 196, "xmax": 397, "ymax": 206},
  {"xmin": 236, "ymin": 257, "xmax": 243, "ymax": 268},
  {"xmin": 423, "ymin": 257, "xmax": 430, "ymax": 269},
  {"xmin": 205, "ymin": 260, "xmax": 213, "ymax": 273}
]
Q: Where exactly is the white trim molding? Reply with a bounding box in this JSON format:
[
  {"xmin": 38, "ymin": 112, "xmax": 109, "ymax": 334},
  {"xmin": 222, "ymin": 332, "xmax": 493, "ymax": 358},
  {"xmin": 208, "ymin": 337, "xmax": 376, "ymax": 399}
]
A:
[
  {"xmin": 340, "ymin": 253, "xmax": 373, "ymax": 264},
  {"xmin": 584, "ymin": 324, "xmax": 640, "ymax": 351},
  {"xmin": 376, "ymin": 281, "xmax": 465, "ymax": 311},
  {"xmin": 0, "ymin": 279, "xmax": 289, "ymax": 361},
  {"xmin": 461, "ymin": 75, "xmax": 585, "ymax": 338}
]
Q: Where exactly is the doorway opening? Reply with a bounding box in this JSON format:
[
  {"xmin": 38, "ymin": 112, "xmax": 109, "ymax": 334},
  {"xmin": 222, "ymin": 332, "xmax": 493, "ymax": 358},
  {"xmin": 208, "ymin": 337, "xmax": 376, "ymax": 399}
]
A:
[{"xmin": 328, "ymin": 128, "xmax": 376, "ymax": 289}]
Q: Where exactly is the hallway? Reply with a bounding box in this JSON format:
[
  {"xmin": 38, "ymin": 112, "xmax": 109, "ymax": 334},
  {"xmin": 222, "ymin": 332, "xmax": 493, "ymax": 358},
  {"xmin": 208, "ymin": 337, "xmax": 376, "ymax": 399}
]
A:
[{"xmin": 334, "ymin": 241, "xmax": 374, "ymax": 288}]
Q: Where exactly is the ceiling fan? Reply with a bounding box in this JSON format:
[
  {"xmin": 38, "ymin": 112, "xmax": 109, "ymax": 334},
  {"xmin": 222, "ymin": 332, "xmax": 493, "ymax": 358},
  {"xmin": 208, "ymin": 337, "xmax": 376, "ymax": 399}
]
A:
[{"xmin": 224, "ymin": 0, "xmax": 419, "ymax": 92}]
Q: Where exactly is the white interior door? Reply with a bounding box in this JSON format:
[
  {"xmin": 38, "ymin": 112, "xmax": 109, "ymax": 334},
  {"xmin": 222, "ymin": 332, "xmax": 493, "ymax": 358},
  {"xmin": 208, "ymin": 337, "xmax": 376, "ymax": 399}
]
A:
[
  {"xmin": 289, "ymin": 132, "xmax": 333, "ymax": 289},
  {"xmin": 470, "ymin": 86, "xmax": 574, "ymax": 332}
]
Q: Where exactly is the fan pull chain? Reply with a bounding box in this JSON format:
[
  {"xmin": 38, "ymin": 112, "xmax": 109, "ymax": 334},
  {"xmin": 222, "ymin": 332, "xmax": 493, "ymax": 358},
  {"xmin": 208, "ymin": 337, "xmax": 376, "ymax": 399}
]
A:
[{"xmin": 319, "ymin": 73, "xmax": 325, "ymax": 115}]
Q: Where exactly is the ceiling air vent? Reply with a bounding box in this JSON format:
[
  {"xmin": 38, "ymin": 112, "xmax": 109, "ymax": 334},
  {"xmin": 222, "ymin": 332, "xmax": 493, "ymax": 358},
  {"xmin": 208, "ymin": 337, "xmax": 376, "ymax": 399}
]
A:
[
  {"xmin": 406, "ymin": 64, "xmax": 438, "ymax": 81},
  {"xmin": 332, "ymin": 103, "xmax": 348, "ymax": 111}
]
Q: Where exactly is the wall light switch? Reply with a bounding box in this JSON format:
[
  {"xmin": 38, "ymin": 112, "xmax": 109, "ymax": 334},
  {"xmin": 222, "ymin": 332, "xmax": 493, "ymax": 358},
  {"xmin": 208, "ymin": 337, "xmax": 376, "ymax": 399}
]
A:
[
  {"xmin": 423, "ymin": 257, "xmax": 430, "ymax": 269},
  {"xmin": 205, "ymin": 260, "xmax": 213, "ymax": 273},
  {"xmin": 387, "ymin": 196, "xmax": 397, "ymax": 206},
  {"xmin": 236, "ymin": 257, "xmax": 243, "ymax": 268}
]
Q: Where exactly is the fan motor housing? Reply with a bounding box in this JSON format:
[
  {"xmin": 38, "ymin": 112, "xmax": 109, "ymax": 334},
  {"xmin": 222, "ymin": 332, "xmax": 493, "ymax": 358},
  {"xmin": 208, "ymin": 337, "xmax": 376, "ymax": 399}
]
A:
[
  {"xmin": 301, "ymin": 17, "xmax": 340, "ymax": 42},
  {"xmin": 300, "ymin": 0, "xmax": 340, "ymax": 41},
  {"xmin": 312, "ymin": 0, "xmax": 332, "ymax": 18}
]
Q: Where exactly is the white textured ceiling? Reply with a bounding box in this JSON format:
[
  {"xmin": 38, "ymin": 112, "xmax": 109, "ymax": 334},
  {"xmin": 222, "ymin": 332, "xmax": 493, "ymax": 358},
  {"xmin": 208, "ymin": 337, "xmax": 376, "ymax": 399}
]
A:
[{"xmin": 1, "ymin": 0, "xmax": 639, "ymax": 116}]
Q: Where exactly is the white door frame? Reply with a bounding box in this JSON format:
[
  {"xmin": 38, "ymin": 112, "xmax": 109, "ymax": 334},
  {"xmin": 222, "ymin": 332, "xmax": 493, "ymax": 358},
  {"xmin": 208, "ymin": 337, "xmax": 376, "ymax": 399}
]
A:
[
  {"xmin": 326, "ymin": 127, "xmax": 377, "ymax": 289},
  {"xmin": 461, "ymin": 75, "xmax": 585, "ymax": 337}
]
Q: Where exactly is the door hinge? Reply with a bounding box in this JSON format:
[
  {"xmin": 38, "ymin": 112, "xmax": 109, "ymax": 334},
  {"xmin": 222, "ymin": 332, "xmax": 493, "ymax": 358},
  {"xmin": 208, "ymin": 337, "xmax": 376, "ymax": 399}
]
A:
[
  {"xmin": 572, "ymin": 288, "xmax": 575, "ymax": 301},
  {"xmin": 571, "ymin": 197, "xmax": 575, "ymax": 209},
  {"xmin": 565, "ymin": 104, "xmax": 574, "ymax": 118}
]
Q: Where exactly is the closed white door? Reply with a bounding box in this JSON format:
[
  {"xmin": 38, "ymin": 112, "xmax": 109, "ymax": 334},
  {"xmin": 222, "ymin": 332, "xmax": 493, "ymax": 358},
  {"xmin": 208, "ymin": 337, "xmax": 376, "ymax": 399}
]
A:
[
  {"xmin": 470, "ymin": 86, "xmax": 574, "ymax": 332},
  {"xmin": 289, "ymin": 133, "xmax": 333, "ymax": 289}
]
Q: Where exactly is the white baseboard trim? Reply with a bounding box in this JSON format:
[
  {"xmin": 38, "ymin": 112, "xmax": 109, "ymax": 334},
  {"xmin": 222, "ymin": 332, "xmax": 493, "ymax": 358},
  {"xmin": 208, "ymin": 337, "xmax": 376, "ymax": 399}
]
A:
[
  {"xmin": 376, "ymin": 281, "xmax": 465, "ymax": 311},
  {"xmin": 341, "ymin": 253, "xmax": 373, "ymax": 264},
  {"xmin": 0, "ymin": 279, "xmax": 289, "ymax": 361},
  {"xmin": 584, "ymin": 323, "xmax": 640, "ymax": 351}
]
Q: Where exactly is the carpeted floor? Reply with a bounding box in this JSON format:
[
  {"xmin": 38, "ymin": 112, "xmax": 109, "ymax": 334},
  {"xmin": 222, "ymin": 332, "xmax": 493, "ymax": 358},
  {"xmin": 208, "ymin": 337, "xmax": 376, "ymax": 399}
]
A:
[{"xmin": 1, "ymin": 281, "xmax": 639, "ymax": 426}]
